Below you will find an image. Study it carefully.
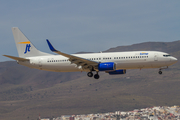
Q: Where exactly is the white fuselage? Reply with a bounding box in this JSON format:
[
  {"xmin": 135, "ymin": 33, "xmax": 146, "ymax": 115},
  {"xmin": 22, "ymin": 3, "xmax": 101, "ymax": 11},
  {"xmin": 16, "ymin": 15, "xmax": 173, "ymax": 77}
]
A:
[{"xmin": 18, "ymin": 51, "xmax": 177, "ymax": 72}]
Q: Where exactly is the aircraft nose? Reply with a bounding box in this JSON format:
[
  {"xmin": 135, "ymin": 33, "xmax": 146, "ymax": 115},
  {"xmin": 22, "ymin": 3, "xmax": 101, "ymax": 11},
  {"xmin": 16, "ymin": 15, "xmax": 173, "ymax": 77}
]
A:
[{"xmin": 171, "ymin": 57, "xmax": 178, "ymax": 62}]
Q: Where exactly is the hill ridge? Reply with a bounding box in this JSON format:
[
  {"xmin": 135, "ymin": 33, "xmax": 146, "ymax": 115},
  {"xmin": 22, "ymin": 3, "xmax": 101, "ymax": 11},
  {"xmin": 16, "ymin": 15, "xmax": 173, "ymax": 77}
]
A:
[{"xmin": 0, "ymin": 40, "xmax": 180, "ymax": 120}]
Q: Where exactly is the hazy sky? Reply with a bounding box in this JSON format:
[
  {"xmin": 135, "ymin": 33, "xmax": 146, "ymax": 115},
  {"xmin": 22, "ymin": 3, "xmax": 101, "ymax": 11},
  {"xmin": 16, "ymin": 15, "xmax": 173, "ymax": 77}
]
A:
[{"xmin": 1, "ymin": 1, "xmax": 180, "ymax": 61}]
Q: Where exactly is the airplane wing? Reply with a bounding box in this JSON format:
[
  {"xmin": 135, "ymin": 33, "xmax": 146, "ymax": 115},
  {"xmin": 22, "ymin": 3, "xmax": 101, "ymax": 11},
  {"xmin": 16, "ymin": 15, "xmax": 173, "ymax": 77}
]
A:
[
  {"xmin": 3, "ymin": 55, "xmax": 29, "ymax": 61},
  {"xmin": 46, "ymin": 39, "xmax": 99, "ymax": 71}
]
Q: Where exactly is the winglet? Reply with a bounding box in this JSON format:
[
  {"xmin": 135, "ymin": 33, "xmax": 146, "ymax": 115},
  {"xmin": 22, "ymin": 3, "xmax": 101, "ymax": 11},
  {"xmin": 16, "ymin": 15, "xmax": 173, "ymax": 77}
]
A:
[{"xmin": 46, "ymin": 39, "xmax": 58, "ymax": 52}]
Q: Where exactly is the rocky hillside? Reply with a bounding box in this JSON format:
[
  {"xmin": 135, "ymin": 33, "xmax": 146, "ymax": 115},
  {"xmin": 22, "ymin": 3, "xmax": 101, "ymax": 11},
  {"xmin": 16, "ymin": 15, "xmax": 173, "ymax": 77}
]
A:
[{"xmin": 0, "ymin": 40, "xmax": 180, "ymax": 120}]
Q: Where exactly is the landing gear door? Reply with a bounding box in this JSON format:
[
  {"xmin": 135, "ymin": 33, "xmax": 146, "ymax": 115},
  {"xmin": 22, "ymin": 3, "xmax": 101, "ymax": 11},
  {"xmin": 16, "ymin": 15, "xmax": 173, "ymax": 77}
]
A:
[{"xmin": 154, "ymin": 53, "xmax": 158, "ymax": 61}]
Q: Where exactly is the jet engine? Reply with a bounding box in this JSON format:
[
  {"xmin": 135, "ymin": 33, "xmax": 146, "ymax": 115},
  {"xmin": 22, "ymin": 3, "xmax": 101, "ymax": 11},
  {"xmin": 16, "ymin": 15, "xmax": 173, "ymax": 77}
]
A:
[
  {"xmin": 108, "ymin": 69, "xmax": 126, "ymax": 75},
  {"xmin": 98, "ymin": 62, "xmax": 116, "ymax": 71}
]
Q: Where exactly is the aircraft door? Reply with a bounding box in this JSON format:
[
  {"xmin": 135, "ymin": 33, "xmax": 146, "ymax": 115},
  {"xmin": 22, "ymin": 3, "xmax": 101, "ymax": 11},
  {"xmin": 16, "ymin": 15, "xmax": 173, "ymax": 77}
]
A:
[
  {"xmin": 39, "ymin": 58, "xmax": 43, "ymax": 68},
  {"xmin": 154, "ymin": 53, "xmax": 158, "ymax": 61}
]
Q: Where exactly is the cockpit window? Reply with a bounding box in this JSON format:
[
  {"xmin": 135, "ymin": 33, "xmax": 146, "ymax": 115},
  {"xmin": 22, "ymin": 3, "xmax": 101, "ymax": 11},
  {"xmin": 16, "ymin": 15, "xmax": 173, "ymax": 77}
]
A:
[{"xmin": 163, "ymin": 54, "xmax": 171, "ymax": 57}]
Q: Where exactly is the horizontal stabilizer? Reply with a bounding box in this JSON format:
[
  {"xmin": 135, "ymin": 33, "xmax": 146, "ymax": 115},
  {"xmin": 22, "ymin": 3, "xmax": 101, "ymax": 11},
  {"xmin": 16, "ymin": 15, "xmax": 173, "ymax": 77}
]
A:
[{"xmin": 3, "ymin": 55, "xmax": 29, "ymax": 61}]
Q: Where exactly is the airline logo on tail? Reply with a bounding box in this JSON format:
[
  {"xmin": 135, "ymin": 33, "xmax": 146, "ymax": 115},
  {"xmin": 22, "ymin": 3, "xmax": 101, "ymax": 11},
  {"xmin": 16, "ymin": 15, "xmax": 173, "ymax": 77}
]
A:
[{"xmin": 18, "ymin": 41, "xmax": 31, "ymax": 54}]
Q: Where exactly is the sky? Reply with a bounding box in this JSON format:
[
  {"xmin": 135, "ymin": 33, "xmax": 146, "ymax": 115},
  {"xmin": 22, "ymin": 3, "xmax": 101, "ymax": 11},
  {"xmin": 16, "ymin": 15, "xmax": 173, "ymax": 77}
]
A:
[{"xmin": 0, "ymin": 0, "xmax": 180, "ymax": 62}]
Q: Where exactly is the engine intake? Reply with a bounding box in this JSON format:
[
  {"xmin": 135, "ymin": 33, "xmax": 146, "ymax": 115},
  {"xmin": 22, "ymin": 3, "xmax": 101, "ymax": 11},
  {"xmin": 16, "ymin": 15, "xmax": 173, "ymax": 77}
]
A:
[{"xmin": 98, "ymin": 62, "xmax": 116, "ymax": 71}]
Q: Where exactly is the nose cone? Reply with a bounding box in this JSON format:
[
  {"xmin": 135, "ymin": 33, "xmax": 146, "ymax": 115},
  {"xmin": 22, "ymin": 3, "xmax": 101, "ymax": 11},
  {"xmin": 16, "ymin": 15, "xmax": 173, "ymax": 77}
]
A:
[{"xmin": 171, "ymin": 57, "xmax": 178, "ymax": 63}]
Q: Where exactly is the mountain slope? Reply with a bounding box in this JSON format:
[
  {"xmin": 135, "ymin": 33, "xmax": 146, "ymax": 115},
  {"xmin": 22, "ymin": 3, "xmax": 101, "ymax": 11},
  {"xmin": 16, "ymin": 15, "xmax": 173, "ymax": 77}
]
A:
[
  {"xmin": 106, "ymin": 40, "xmax": 180, "ymax": 53},
  {"xmin": 0, "ymin": 40, "xmax": 180, "ymax": 120}
]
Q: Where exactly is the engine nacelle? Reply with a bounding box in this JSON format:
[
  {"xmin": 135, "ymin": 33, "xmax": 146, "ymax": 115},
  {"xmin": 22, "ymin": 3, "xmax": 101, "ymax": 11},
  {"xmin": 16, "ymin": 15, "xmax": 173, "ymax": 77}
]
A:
[
  {"xmin": 108, "ymin": 69, "xmax": 126, "ymax": 75},
  {"xmin": 98, "ymin": 62, "xmax": 116, "ymax": 71}
]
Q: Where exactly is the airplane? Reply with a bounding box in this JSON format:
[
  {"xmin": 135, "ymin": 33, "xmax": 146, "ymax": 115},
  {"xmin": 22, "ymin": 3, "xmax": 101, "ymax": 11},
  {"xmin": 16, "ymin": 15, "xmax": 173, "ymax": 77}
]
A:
[{"xmin": 3, "ymin": 27, "xmax": 178, "ymax": 79}]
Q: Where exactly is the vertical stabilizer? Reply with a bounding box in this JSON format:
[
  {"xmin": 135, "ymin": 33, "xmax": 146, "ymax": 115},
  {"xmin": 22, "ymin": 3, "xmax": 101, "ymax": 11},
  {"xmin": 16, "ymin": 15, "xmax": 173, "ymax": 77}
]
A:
[{"xmin": 12, "ymin": 27, "xmax": 50, "ymax": 58}]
